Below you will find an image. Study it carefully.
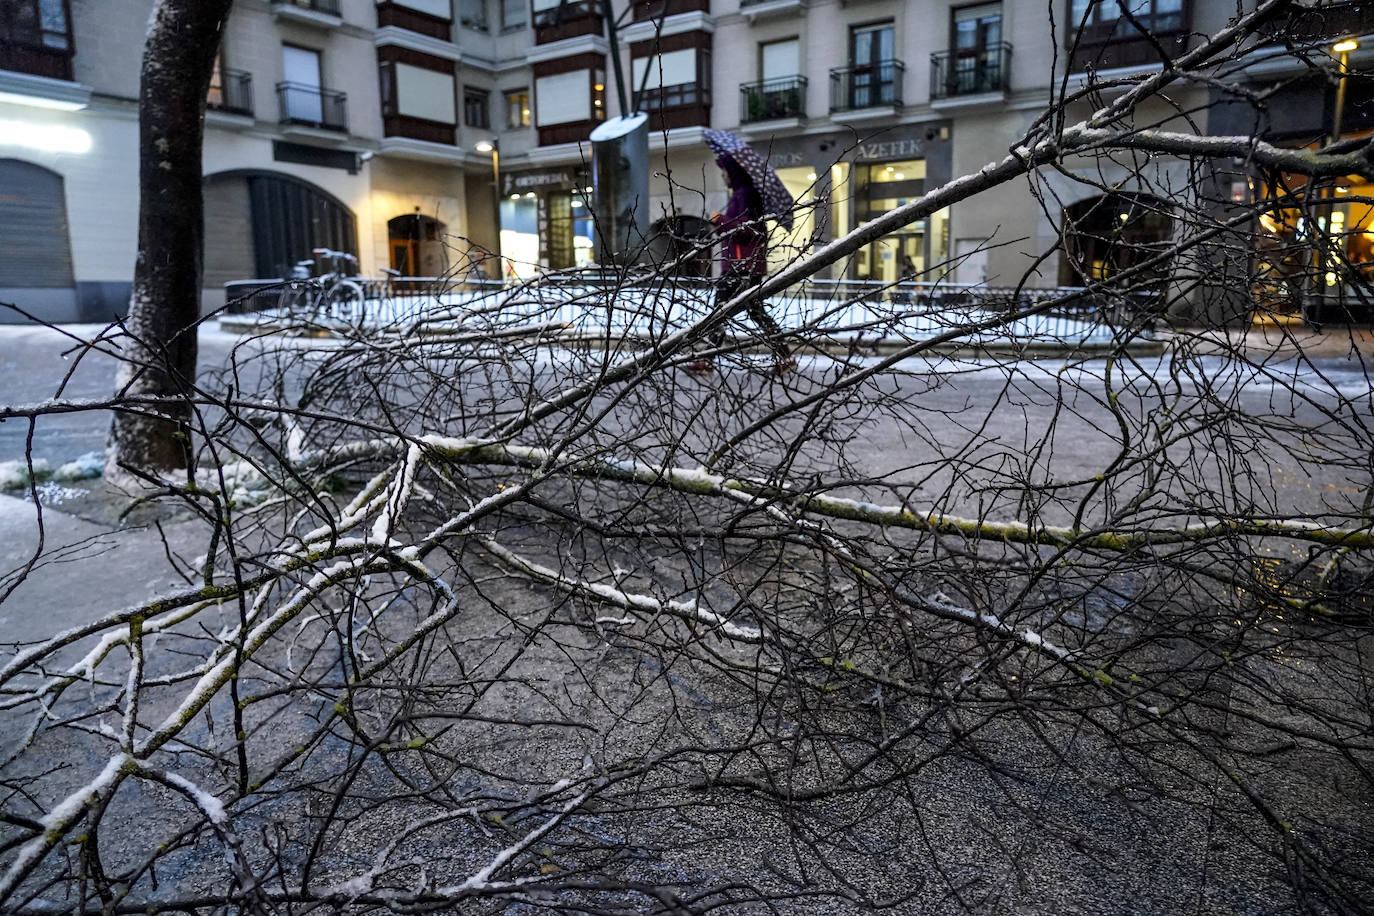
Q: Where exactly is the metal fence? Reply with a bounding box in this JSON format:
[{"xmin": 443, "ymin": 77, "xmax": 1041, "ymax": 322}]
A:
[{"xmin": 225, "ymin": 272, "xmax": 1158, "ymax": 347}]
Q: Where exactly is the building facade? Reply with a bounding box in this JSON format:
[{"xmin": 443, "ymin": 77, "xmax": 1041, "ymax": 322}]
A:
[{"xmin": 1, "ymin": 0, "xmax": 1370, "ymax": 323}]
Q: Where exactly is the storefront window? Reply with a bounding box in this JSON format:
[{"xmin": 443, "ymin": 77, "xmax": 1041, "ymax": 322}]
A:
[
  {"xmin": 1255, "ymin": 178, "xmax": 1374, "ymax": 312},
  {"xmin": 768, "ymin": 166, "xmax": 820, "ymax": 274},
  {"xmin": 500, "ymin": 195, "xmax": 539, "ymax": 279},
  {"xmin": 850, "ymin": 159, "xmax": 939, "ymax": 283}
]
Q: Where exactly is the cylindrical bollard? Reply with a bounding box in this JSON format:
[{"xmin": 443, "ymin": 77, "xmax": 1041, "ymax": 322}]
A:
[{"xmin": 590, "ymin": 113, "xmax": 650, "ymax": 266}]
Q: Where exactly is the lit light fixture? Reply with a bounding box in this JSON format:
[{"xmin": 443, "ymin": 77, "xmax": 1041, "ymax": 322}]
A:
[
  {"xmin": 524, "ymin": 191, "xmax": 535, "ymax": 198},
  {"xmin": 1333, "ymin": 39, "xmax": 1359, "ymax": 53},
  {"xmin": 1337, "ymin": 185, "xmax": 1351, "ymax": 193},
  {"xmin": 594, "ymin": 83, "xmax": 605, "ymax": 91},
  {"xmin": 0, "ymin": 119, "xmax": 91, "ymax": 154},
  {"xmin": 593, "ymin": 99, "xmax": 602, "ymax": 106},
  {"xmin": 806, "ymin": 171, "xmax": 816, "ymax": 181},
  {"xmin": 885, "ymin": 166, "xmax": 894, "ymax": 173},
  {"xmin": 0, "ymin": 90, "xmax": 87, "ymax": 112},
  {"xmin": 584, "ymin": 186, "xmax": 593, "ymax": 192},
  {"xmin": 894, "ymin": 172, "xmax": 904, "ymax": 180},
  {"xmin": 1119, "ymin": 213, "xmax": 1130, "ymax": 222},
  {"xmin": 475, "ymin": 140, "xmax": 495, "ymax": 152}
]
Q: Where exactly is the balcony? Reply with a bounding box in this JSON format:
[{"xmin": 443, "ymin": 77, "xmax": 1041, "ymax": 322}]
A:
[
  {"xmin": 376, "ymin": 1, "xmax": 451, "ymax": 40},
  {"xmin": 638, "ymin": 81, "xmax": 711, "ymax": 130},
  {"xmin": 533, "ymin": 0, "xmax": 603, "ymax": 43},
  {"xmin": 207, "ymin": 68, "xmax": 254, "ymax": 117},
  {"xmin": 631, "ymin": 0, "xmax": 710, "ymax": 20},
  {"xmin": 0, "ymin": 43, "xmax": 72, "ymax": 82},
  {"xmin": 931, "ymin": 43, "xmax": 1011, "ymax": 100},
  {"xmin": 830, "ymin": 60, "xmax": 903, "ymax": 112},
  {"xmin": 0, "ymin": 0, "xmax": 74, "ymax": 82},
  {"xmin": 382, "ymin": 113, "xmax": 455, "ymax": 145},
  {"xmin": 1256, "ymin": 1, "xmax": 1374, "ymax": 44},
  {"xmin": 272, "ymin": 0, "xmax": 343, "ymax": 27},
  {"xmin": 277, "ymin": 82, "xmax": 348, "ymax": 132},
  {"xmin": 539, "ymin": 118, "xmax": 603, "ymax": 146},
  {"xmin": 1066, "ymin": 1, "xmax": 1193, "ymax": 73},
  {"xmin": 740, "ymin": 75, "xmax": 806, "ymax": 123}
]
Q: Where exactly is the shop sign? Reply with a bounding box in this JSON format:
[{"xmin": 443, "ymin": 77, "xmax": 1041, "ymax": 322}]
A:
[
  {"xmin": 856, "ymin": 138, "xmax": 924, "ymax": 161},
  {"xmin": 762, "ymin": 134, "xmax": 932, "ymax": 170},
  {"xmin": 503, "ymin": 169, "xmax": 578, "ymax": 196},
  {"xmin": 768, "ymin": 151, "xmax": 809, "ymax": 169}
]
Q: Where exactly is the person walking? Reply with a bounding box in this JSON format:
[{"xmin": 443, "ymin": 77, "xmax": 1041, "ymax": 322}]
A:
[{"xmin": 686, "ymin": 154, "xmax": 794, "ymax": 375}]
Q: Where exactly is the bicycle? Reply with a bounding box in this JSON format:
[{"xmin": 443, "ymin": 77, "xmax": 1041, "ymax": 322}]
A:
[
  {"xmin": 276, "ymin": 256, "xmax": 317, "ymax": 320},
  {"xmin": 275, "ymin": 249, "xmax": 366, "ymax": 327},
  {"xmin": 310, "ymin": 248, "xmax": 366, "ymax": 325}
]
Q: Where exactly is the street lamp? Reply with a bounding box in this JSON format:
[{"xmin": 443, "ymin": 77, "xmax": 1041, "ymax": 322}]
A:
[
  {"xmin": 1320, "ymin": 39, "xmax": 1359, "ymax": 305},
  {"xmin": 475, "ymin": 139, "xmax": 502, "ymax": 282},
  {"xmin": 1331, "ymin": 39, "xmax": 1358, "ymax": 147}
]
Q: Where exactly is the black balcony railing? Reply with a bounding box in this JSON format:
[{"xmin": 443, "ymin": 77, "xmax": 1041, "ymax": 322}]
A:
[
  {"xmin": 739, "ymin": 75, "xmax": 807, "ymax": 122},
  {"xmin": 931, "ymin": 43, "xmax": 1011, "ymax": 99},
  {"xmin": 277, "ymin": 82, "xmax": 348, "ymax": 131},
  {"xmin": 208, "ymin": 68, "xmax": 254, "ymax": 116},
  {"xmin": 274, "ymin": 0, "xmax": 342, "ymax": 16},
  {"xmin": 830, "ymin": 60, "xmax": 904, "ymax": 111},
  {"xmin": 637, "ymin": 81, "xmax": 710, "ymax": 110}
]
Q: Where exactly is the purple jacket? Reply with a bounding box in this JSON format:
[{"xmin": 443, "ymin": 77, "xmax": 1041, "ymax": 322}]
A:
[{"xmin": 714, "ymin": 159, "xmax": 766, "ymax": 277}]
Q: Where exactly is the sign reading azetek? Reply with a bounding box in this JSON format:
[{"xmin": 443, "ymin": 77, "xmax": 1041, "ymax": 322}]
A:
[
  {"xmin": 766, "ymin": 136, "xmax": 930, "ymax": 171},
  {"xmin": 855, "ymin": 138, "xmax": 924, "ymax": 161}
]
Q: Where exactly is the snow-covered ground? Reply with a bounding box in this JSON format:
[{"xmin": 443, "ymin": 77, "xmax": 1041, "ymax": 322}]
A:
[{"xmin": 245, "ymin": 281, "xmax": 1139, "ymax": 348}]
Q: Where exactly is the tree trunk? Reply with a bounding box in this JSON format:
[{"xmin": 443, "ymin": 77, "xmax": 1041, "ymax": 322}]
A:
[{"xmin": 106, "ymin": 0, "xmax": 233, "ymax": 483}]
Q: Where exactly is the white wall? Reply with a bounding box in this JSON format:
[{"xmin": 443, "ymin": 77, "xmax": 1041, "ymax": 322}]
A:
[{"xmin": 0, "ymin": 101, "xmax": 140, "ymax": 285}]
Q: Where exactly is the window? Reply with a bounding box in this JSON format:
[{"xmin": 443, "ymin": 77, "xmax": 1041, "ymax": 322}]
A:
[
  {"xmin": 460, "ymin": 0, "xmax": 488, "ymax": 30},
  {"xmin": 760, "ymin": 38, "xmax": 799, "ymax": 82},
  {"xmin": 949, "ymin": 3, "xmax": 1003, "ymax": 94},
  {"xmin": 464, "ymin": 88, "xmax": 490, "ymax": 128},
  {"xmin": 532, "ymin": 55, "xmax": 605, "ymax": 143},
  {"xmin": 629, "ymin": 33, "xmax": 710, "ymax": 114},
  {"xmin": 505, "ymin": 88, "xmax": 531, "ymax": 128},
  {"xmin": 631, "ymin": 48, "xmax": 707, "ymax": 109},
  {"xmin": 281, "ymin": 45, "xmax": 325, "ymax": 124},
  {"xmin": 0, "ymin": 0, "xmax": 75, "ymax": 80},
  {"xmin": 848, "ymin": 22, "xmax": 895, "ymax": 108},
  {"xmin": 501, "ymin": 0, "xmax": 526, "ymax": 30},
  {"xmin": 535, "ymin": 70, "xmax": 591, "ymax": 125}
]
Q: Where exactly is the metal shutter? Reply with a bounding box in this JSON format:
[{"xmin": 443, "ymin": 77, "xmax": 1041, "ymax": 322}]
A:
[
  {"xmin": 203, "ymin": 175, "xmax": 257, "ymax": 287},
  {"xmin": 0, "ymin": 159, "xmax": 75, "ymax": 289},
  {"xmin": 247, "ymin": 174, "xmax": 357, "ymax": 280}
]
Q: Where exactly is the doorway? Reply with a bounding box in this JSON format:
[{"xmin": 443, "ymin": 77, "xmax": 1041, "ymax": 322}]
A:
[{"xmin": 387, "ymin": 214, "xmax": 448, "ymax": 278}]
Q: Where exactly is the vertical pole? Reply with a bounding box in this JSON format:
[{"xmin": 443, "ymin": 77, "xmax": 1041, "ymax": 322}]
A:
[
  {"xmin": 1318, "ymin": 46, "xmax": 1354, "ymax": 317},
  {"xmin": 601, "ymin": 0, "xmax": 629, "ymax": 117},
  {"xmin": 1331, "ymin": 49, "xmax": 1350, "ymax": 148},
  {"xmin": 492, "ymin": 142, "xmax": 503, "ymax": 281}
]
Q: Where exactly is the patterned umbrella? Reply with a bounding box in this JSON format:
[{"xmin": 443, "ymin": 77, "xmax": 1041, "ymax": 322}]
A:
[{"xmin": 704, "ymin": 128, "xmax": 795, "ymax": 231}]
